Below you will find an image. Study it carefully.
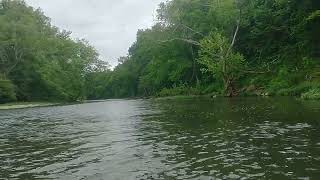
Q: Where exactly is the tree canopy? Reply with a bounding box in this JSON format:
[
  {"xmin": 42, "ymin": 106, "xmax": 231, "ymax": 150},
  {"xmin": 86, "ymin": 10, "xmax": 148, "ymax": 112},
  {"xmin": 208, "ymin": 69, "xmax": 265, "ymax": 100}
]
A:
[
  {"xmin": 88, "ymin": 0, "xmax": 319, "ymax": 98},
  {"xmin": 1, "ymin": 0, "xmax": 319, "ymax": 103},
  {"xmin": 0, "ymin": 0, "xmax": 102, "ymax": 103}
]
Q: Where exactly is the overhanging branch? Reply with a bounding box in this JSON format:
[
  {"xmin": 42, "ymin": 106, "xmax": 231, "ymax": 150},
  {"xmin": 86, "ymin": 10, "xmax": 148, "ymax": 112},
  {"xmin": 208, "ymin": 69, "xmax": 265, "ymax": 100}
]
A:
[{"xmin": 159, "ymin": 38, "xmax": 201, "ymax": 46}]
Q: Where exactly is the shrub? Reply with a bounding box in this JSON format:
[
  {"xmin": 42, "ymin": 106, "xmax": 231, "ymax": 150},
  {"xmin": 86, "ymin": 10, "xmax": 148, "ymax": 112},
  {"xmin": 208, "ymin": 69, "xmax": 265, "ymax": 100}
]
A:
[
  {"xmin": 276, "ymin": 82, "xmax": 320, "ymax": 96},
  {"xmin": 301, "ymin": 88, "xmax": 320, "ymax": 100},
  {"xmin": 157, "ymin": 84, "xmax": 202, "ymax": 97},
  {"xmin": 0, "ymin": 80, "xmax": 17, "ymax": 104},
  {"xmin": 267, "ymin": 67, "xmax": 291, "ymax": 94}
]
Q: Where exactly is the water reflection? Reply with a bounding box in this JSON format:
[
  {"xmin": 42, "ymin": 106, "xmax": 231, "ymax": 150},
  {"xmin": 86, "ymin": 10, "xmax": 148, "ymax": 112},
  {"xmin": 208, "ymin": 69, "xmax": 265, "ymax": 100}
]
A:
[
  {"xmin": 138, "ymin": 97, "xmax": 320, "ymax": 179},
  {"xmin": 0, "ymin": 97, "xmax": 319, "ymax": 179}
]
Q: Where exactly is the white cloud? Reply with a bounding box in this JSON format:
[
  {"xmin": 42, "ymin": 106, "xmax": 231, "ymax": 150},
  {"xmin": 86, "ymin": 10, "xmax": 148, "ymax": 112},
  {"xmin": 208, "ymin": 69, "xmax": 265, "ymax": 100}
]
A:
[{"xmin": 25, "ymin": 0, "xmax": 165, "ymax": 67}]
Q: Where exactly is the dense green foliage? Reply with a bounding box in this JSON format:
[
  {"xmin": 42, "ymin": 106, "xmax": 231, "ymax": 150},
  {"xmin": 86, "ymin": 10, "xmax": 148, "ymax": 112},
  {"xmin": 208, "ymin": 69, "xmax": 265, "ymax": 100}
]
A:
[
  {"xmin": 87, "ymin": 0, "xmax": 319, "ymax": 99},
  {"xmin": 302, "ymin": 88, "xmax": 320, "ymax": 100},
  {"xmin": 0, "ymin": 0, "xmax": 101, "ymax": 103},
  {"xmin": 1, "ymin": 0, "xmax": 319, "ymax": 103},
  {"xmin": 0, "ymin": 80, "xmax": 16, "ymax": 103}
]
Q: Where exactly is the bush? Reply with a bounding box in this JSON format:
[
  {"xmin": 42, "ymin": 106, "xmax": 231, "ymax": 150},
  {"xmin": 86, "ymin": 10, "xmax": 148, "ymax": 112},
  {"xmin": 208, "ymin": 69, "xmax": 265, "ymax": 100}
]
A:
[
  {"xmin": 267, "ymin": 67, "xmax": 291, "ymax": 94},
  {"xmin": 0, "ymin": 80, "xmax": 17, "ymax": 104},
  {"xmin": 276, "ymin": 82, "xmax": 320, "ymax": 96},
  {"xmin": 301, "ymin": 88, "xmax": 320, "ymax": 100},
  {"xmin": 157, "ymin": 84, "xmax": 202, "ymax": 97}
]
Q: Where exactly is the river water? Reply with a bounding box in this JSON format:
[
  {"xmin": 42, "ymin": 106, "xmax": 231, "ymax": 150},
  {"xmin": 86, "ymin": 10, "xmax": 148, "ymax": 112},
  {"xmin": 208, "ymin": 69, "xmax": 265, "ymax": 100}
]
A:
[{"xmin": 0, "ymin": 97, "xmax": 320, "ymax": 179}]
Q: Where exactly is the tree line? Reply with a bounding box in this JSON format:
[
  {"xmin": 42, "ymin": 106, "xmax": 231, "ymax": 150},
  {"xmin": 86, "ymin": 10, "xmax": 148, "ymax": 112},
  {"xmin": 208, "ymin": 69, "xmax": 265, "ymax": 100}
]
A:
[
  {"xmin": 1, "ymin": 0, "xmax": 320, "ymax": 103},
  {"xmin": 87, "ymin": 0, "xmax": 320, "ymax": 99},
  {"xmin": 0, "ymin": 0, "xmax": 108, "ymax": 103}
]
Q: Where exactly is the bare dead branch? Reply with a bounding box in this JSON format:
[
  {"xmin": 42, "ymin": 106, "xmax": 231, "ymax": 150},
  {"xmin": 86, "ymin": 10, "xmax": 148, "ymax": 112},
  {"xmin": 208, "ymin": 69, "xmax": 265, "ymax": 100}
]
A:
[
  {"xmin": 240, "ymin": 69, "xmax": 271, "ymax": 74},
  {"xmin": 159, "ymin": 38, "xmax": 201, "ymax": 46},
  {"xmin": 178, "ymin": 23, "xmax": 205, "ymax": 37},
  {"xmin": 226, "ymin": 20, "xmax": 240, "ymax": 57}
]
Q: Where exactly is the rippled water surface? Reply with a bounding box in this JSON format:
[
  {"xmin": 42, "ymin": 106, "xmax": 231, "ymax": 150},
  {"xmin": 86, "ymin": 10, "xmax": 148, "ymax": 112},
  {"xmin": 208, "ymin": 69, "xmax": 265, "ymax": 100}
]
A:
[{"xmin": 1, "ymin": 97, "xmax": 320, "ymax": 179}]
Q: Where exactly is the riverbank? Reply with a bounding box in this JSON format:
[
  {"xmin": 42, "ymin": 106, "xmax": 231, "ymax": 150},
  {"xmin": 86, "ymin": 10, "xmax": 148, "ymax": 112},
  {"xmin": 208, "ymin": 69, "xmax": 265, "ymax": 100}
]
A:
[
  {"xmin": 0, "ymin": 102, "xmax": 61, "ymax": 110},
  {"xmin": 152, "ymin": 91, "xmax": 320, "ymax": 101},
  {"xmin": 152, "ymin": 95, "xmax": 204, "ymax": 101}
]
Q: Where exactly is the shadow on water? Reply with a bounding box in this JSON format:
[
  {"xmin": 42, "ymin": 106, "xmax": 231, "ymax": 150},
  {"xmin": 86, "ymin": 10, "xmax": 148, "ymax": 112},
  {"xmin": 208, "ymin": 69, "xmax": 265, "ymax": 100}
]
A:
[{"xmin": 0, "ymin": 97, "xmax": 319, "ymax": 179}]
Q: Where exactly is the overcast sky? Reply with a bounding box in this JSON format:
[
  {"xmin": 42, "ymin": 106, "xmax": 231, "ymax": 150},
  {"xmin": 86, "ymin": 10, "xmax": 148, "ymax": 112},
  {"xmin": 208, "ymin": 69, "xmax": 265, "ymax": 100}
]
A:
[{"xmin": 25, "ymin": 0, "xmax": 165, "ymax": 67}]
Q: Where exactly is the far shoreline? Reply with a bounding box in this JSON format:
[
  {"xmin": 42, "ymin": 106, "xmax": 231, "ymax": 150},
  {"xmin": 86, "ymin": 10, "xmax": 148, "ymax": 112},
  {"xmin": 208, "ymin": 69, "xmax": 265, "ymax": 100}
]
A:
[
  {"xmin": 0, "ymin": 102, "xmax": 62, "ymax": 110},
  {"xmin": 1, "ymin": 93, "xmax": 318, "ymax": 110}
]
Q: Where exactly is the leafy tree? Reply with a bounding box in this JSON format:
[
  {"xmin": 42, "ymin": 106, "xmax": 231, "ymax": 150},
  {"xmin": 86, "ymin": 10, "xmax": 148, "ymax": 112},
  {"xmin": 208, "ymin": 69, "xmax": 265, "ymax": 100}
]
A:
[
  {"xmin": 198, "ymin": 32, "xmax": 246, "ymax": 96},
  {"xmin": 86, "ymin": 0, "xmax": 319, "ymax": 99},
  {"xmin": 2, "ymin": 0, "xmax": 318, "ymax": 101},
  {"xmin": 0, "ymin": 0, "xmax": 100, "ymax": 102},
  {"xmin": 0, "ymin": 80, "xmax": 16, "ymax": 103}
]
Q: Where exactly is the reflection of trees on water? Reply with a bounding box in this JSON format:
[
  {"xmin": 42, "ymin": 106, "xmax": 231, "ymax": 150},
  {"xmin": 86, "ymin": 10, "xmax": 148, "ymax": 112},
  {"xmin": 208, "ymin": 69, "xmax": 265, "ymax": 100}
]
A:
[
  {"xmin": 1, "ymin": 98, "xmax": 319, "ymax": 179},
  {"xmin": 139, "ymin": 97, "xmax": 320, "ymax": 179},
  {"xmin": 0, "ymin": 107, "xmax": 93, "ymax": 179}
]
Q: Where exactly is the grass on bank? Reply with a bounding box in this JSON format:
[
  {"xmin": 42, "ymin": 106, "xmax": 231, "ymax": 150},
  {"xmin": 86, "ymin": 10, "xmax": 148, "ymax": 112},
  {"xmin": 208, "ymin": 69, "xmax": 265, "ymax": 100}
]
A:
[
  {"xmin": 153, "ymin": 81, "xmax": 320, "ymax": 100},
  {"xmin": 301, "ymin": 88, "xmax": 320, "ymax": 100}
]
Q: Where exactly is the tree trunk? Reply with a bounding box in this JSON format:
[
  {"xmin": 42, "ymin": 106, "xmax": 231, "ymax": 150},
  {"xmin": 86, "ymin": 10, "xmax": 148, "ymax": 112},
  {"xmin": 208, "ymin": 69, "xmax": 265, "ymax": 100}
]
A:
[
  {"xmin": 224, "ymin": 77, "xmax": 237, "ymax": 97},
  {"xmin": 0, "ymin": 72, "xmax": 6, "ymax": 80},
  {"xmin": 190, "ymin": 45, "xmax": 199, "ymax": 83}
]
